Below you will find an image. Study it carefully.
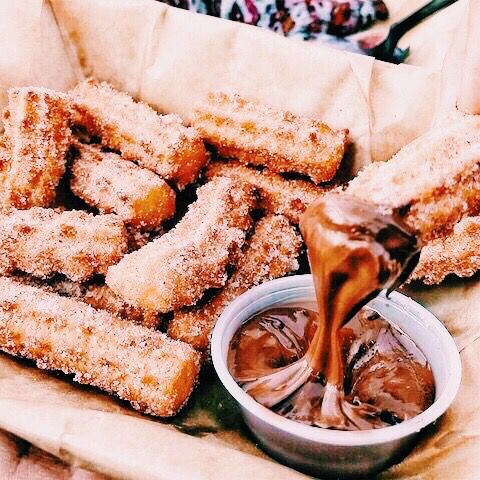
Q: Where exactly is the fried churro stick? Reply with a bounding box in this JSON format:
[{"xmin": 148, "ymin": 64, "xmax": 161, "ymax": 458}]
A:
[
  {"xmin": 347, "ymin": 115, "xmax": 480, "ymax": 242},
  {"xmin": 1, "ymin": 87, "xmax": 71, "ymax": 208},
  {"xmin": 0, "ymin": 208, "xmax": 127, "ymax": 281},
  {"xmin": 70, "ymin": 80, "xmax": 208, "ymax": 189},
  {"xmin": 168, "ymin": 215, "xmax": 302, "ymax": 351},
  {"xmin": 71, "ymin": 144, "xmax": 176, "ymax": 229},
  {"xmin": 193, "ymin": 93, "xmax": 347, "ymax": 183},
  {"xmin": 0, "ymin": 277, "xmax": 200, "ymax": 416},
  {"xmin": 410, "ymin": 216, "xmax": 480, "ymax": 284},
  {"xmin": 205, "ymin": 160, "xmax": 329, "ymax": 224},
  {"xmin": 106, "ymin": 177, "xmax": 256, "ymax": 312}
]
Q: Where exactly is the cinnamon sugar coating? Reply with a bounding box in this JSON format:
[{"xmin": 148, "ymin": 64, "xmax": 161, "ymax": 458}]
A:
[
  {"xmin": 106, "ymin": 177, "xmax": 256, "ymax": 312},
  {"xmin": 193, "ymin": 93, "xmax": 347, "ymax": 183},
  {"xmin": 0, "ymin": 277, "xmax": 200, "ymax": 416},
  {"xmin": 0, "ymin": 208, "xmax": 127, "ymax": 281},
  {"xmin": 347, "ymin": 115, "xmax": 480, "ymax": 242},
  {"xmin": 70, "ymin": 80, "xmax": 208, "ymax": 189},
  {"xmin": 205, "ymin": 160, "xmax": 329, "ymax": 224},
  {"xmin": 71, "ymin": 144, "xmax": 176, "ymax": 229},
  {"xmin": 1, "ymin": 87, "xmax": 72, "ymax": 208},
  {"xmin": 411, "ymin": 216, "xmax": 480, "ymax": 284},
  {"xmin": 168, "ymin": 215, "xmax": 302, "ymax": 351}
]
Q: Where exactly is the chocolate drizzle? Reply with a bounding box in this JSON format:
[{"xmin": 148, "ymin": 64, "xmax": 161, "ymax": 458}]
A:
[{"xmin": 228, "ymin": 193, "xmax": 435, "ymax": 430}]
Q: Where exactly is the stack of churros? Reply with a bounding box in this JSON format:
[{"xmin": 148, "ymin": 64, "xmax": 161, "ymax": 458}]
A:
[
  {"xmin": 2, "ymin": 79, "xmax": 480, "ymax": 417},
  {"xmin": 0, "ymin": 79, "xmax": 478, "ymax": 416},
  {"xmin": 0, "ymin": 80, "xmax": 352, "ymax": 416}
]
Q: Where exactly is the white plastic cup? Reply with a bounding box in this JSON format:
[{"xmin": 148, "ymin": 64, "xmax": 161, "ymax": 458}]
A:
[{"xmin": 211, "ymin": 275, "xmax": 461, "ymax": 478}]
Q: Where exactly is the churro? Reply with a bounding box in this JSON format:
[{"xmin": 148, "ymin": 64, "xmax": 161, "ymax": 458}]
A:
[
  {"xmin": 71, "ymin": 144, "xmax": 176, "ymax": 229},
  {"xmin": 70, "ymin": 80, "xmax": 208, "ymax": 189},
  {"xmin": 2, "ymin": 87, "xmax": 71, "ymax": 208},
  {"xmin": 193, "ymin": 93, "xmax": 347, "ymax": 183},
  {"xmin": 0, "ymin": 208, "xmax": 127, "ymax": 281},
  {"xmin": 347, "ymin": 115, "xmax": 480, "ymax": 241},
  {"xmin": 205, "ymin": 160, "xmax": 328, "ymax": 224},
  {"xmin": 411, "ymin": 216, "xmax": 480, "ymax": 284},
  {"xmin": 168, "ymin": 215, "xmax": 302, "ymax": 351},
  {"xmin": 0, "ymin": 277, "xmax": 200, "ymax": 416},
  {"xmin": 106, "ymin": 177, "xmax": 256, "ymax": 312}
]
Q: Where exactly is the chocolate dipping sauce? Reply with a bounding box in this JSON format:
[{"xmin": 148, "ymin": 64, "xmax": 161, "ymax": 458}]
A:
[{"xmin": 228, "ymin": 193, "xmax": 435, "ymax": 430}]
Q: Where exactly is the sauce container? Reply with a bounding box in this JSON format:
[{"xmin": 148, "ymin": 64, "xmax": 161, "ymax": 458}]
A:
[{"xmin": 211, "ymin": 274, "xmax": 461, "ymax": 478}]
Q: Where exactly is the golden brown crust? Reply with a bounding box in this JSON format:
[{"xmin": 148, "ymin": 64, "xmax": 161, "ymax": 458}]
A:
[
  {"xmin": 168, "ymin": 215, "xmax": 302, "ymax": 351},
  {"xmin": 411, "ymin": 216, "xmax": 480, "ymax": 284},
  {"xmin": 347, "ymin": 115, "xmax": 480, "ymax": 241},
  {"xmin": 193, "ymin": 93, "xmax": 347, "ymax": 184},
  {"xmin": 1, "ymin": 87, "xmax": 72, "ymax": 208},
  {"xmin": 70, "ymin": 80, "xmax": 208, "ymax": 189},
  {"xmin": 71, "ymin": 144, "xmax": 176, "ymax": 229},
  {"xmin": 0, "ymin": 208, "xmax": 128, "ymax": 281},
  {"xmin": 0, "ymin": 277, "xmax": 200, "ymax": 416},
  {"xmin": 106, "ymin": 177, "xmax": 256, "ymax": 312},
  {"xmin": 205, "ymin": 160, "xmax": 329, "ymax": 224}
]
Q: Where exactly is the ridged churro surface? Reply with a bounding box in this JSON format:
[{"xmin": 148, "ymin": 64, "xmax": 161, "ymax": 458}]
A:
[
  {"xmin": 205, "ymin": 160, "xmax": 328, "ymax": 224},
  {"xmin": 168, "ymin": 215, "xmax": 302, "ymax": 351},
  {"xmin": 106, "ymin": 177, "xmax": 255, "ymax": 312},
  {"xmin": 71, "ymin": 144, "xmax": 176, "ymax": 229},
  {"xmin": 70, "ymin": 80, "xmax": 208, "ymax": 189},
  {"xmin": 347, "ymin": 116, "xmax": 480, "ymax": 241},
  {"xmin": 411, "ymin": 216, "xmax": 480, "ymax": 284},
  {"xmin": 0, "ymin": 277, "xmax": 200, "ymax": 416},
  {"xmin": 2, "ymin": 88, "xmax": 71, "ymax": 208},
  {"xmin": 0, "ymin": 208, "xmax": 127, "ymax": 281},
  {"xmin": 193, "ymin": 93, "xmax": 347, "ymax": 183}
]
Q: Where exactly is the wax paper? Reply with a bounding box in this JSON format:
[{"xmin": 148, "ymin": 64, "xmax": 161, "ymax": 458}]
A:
[{"xmin": 0, "ymin": 0, "xmax": 479, "ymax": 478}]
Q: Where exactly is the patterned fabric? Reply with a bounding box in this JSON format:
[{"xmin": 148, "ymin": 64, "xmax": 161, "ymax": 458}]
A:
[{"xmin": 163, "ymin": 0, "xmax": 388, "ymax": 39}]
